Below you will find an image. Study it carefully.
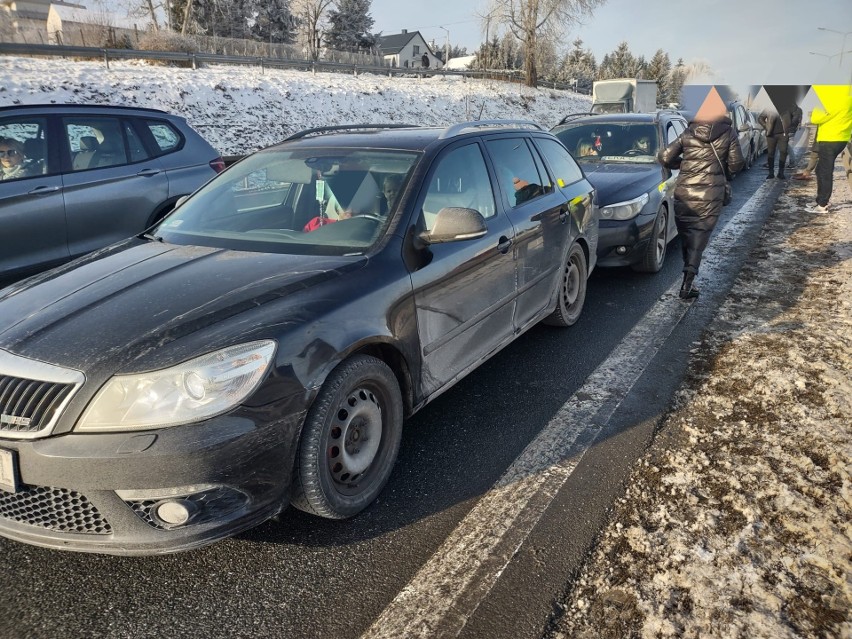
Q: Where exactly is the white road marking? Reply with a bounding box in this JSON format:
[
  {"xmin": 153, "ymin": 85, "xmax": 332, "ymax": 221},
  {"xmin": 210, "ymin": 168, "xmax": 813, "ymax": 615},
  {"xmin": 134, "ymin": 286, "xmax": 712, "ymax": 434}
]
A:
[{"xmin": 361, "ymin": 180, "xmax": 778, "ymax": 639}]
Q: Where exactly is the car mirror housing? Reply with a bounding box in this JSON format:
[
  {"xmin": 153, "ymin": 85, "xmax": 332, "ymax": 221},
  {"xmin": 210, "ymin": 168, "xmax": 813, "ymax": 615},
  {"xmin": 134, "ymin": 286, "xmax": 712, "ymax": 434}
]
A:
[
  {"xmin": 738, "ymin": 124, "xmax": 751, "ymax": 132},
  {"xmin": 419, "ymin": 207, "xmax": 488, "ymax": 244}
]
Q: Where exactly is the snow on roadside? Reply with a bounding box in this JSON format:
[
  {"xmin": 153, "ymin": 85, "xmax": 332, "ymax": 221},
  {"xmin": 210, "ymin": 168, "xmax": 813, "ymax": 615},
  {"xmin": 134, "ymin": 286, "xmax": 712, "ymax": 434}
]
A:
[
  {"xmin": 547, "ymin": 167, "xmax": 852, "ymax": 639},
  {"xmin": 0, "ymin": 56, "xmax": 591, "ymax": 156}
]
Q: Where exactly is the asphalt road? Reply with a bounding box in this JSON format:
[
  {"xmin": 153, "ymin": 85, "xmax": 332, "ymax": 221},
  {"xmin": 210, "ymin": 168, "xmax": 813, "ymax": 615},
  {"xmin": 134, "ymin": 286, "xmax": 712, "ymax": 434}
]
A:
[{"xmin": 0, "ymin": 165, "xmax": 782, "ymax": 639}]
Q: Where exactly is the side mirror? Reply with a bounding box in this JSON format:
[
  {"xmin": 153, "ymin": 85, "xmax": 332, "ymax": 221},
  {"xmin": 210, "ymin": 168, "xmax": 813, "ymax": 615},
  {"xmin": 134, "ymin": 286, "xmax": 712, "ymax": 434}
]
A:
[
  {"xmin": 419, "ymin": 207, "xmax": 487, "ymax": 245},
  {"xmin": 738, "ymin": 124, "xmax": 751, "ymax": 133}
]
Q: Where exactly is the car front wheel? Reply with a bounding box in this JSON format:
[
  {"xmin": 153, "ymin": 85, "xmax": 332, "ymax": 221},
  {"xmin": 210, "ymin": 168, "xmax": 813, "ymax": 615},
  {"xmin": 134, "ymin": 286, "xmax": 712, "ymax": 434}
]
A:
[
  {"xmin": 291, "ymin": 355, "xmax": 403, "ymax": 519},
  {"xmin": 543, "ymin": 243, "xmax": 587, "ymax": 327},
  {"xmin": 632, "ymin": 205, "xmax": 668, "ymax": 273}
]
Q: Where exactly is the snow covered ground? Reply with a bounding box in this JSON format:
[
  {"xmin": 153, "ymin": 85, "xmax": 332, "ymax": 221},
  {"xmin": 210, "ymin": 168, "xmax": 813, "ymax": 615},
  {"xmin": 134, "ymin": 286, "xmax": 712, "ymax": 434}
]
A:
[
  {"xmin": 0, "ymin": 56, "xmax": 591, "ymax": 155},
  {"xmin": 547, "ymin": 168, "xmax": 852, "ymax": 638}
]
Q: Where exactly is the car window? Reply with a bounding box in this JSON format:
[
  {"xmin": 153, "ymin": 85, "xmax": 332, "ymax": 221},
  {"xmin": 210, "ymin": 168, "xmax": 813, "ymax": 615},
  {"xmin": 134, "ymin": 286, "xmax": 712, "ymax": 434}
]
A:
[
  {"xmin": 157, "ymin": 148, "xmax": 419, "ymax": 256},
  {"xmin": 145, "ymin": 120, "xmax": 183, "ymax": 155},
  {"xmin": 535, "ymin": 138, "xmax": 583, "ymax": 188},
  {"xmin": 552, "ymin": 122, "xmax": 659, "ymax": 162},
  {"xmin": 0, "ymin": 117, "xmax": 49, "ymax": 181},
  {"xmin": 421, "ymin": 143, "xmax": 495, "ymax": 230},
  {"xmin": 666, "ymin": 123, "xmax": 679, "ymax": 144},
  {"xmin": 672, "ymin": 120, "xmax": 686, "ymax": 137},
  {"xmin": 485, "ymin": 137, "xmax": 548, "ymax": 208},
  {"xmin": 125, "ymin": 121, "xmax": 150, "ymax": 162},
  {"xmin": 65, "ymin": 117, "xmax": 129, "ymax": 171}
]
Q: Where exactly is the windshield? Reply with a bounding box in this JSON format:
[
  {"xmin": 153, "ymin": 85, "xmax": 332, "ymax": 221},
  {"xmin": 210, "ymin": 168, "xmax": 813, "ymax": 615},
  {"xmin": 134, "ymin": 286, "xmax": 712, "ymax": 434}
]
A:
[
  {"xmin": 552, "ymin": 122, "xmax": 659, "ymax": 163},
  {"xmin": 156, "ymin": 148, "xmax": 420, "ymax": 256}
]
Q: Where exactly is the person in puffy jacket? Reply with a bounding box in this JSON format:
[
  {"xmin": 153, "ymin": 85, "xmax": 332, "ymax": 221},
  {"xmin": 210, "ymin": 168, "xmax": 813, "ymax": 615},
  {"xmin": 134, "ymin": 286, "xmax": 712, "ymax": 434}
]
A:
[{"xmin": 659, "ymin": 97, "xmax": 745, "ymax": 299}]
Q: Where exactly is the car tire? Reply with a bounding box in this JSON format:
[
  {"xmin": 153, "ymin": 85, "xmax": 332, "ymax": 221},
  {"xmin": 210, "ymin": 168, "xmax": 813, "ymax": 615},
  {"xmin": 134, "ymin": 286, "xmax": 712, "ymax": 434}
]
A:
[
  {"xmin": 543, "ymin": 243, "xmax": 587, "ymax": 327},
  {"xmin": 632, "ymin": 205, "xmax": 668, "ymax": 273},
  {"xmin": 291, "ymin": 355, "xmax": 403, "ymax": 519}
]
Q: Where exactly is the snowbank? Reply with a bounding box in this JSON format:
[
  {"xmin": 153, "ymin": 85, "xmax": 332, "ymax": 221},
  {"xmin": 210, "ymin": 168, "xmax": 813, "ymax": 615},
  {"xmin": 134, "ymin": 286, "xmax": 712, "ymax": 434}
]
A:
[{"xmin": 0, "ymin": 56, "xmax": 591, "ymax": 156}]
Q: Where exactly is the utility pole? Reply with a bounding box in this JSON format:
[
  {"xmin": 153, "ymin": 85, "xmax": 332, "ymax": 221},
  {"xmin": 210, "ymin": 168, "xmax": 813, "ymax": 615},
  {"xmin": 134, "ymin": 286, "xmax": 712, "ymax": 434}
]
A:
[{"xmin": 439, "ymin": 26, "xmax": 449, "ymax": 67}]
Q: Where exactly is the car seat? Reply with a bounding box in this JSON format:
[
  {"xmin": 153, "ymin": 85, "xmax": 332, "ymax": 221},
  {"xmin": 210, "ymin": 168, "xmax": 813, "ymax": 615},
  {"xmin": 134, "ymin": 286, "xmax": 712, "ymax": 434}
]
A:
[
  {"xmin": 90, "ymin": 136, "xmax": 126, "ymax": 168},
  {"xmin": 23, "ymin": 137, "xmax": 47, "ymax": 174},
  {"xmin": 73, "ymin": 136, "xmax": 100, "ymax": 170}
]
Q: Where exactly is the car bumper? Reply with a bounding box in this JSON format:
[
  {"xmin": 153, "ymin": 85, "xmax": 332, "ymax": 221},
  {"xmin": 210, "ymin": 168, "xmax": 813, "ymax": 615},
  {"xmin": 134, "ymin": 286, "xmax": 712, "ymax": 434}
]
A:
[
  {"xmin": 595, "ymin": 211, "xmax": 657, "ymax": 267},
  {"xmin": 0, "ymin": 408, "xmax": 305, "ymax": 555}
]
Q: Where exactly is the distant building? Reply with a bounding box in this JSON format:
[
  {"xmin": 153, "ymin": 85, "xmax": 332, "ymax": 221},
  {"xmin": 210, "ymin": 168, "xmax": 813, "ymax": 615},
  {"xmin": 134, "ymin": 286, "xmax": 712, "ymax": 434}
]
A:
[
  {"xmin": 446, "ymin": 54, "xmax": 477, "ymax": 71},
  {"xmin": 1, "ymin": 0, "xmax": 84, "ymax": 32},
  {"xmin": 46, "ymin": 4, "xmax": 141, "ymax": 46},
  {"xmin": 377, "ymin": 30, "xmax": 443, "ymax": 70}
]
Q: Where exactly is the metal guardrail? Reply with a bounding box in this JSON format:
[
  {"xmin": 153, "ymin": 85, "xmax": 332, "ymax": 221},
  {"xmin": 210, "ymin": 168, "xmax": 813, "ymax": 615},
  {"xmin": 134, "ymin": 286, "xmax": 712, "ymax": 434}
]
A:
[{"xmin": 0, "ymin": 41, "xmax": 588, "ymax": 92}]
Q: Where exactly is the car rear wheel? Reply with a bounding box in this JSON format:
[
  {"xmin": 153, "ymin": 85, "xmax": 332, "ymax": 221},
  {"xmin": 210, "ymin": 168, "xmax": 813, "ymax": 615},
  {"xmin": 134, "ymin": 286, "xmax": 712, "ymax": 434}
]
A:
[
  {"xmin": 632, "ymin": 205, "xmax": 668, "ymax": 273},
  {"xmin": 291, "ymin": 355, "xmax": 403, "ymax": 519},
  {"xmin": 543, "ymin": 243, "xmax": 587, "ymax": 327}
]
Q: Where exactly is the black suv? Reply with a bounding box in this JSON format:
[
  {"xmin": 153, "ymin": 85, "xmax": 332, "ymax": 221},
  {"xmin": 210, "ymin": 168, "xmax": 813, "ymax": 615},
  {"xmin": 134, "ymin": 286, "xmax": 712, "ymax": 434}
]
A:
[
  {"xmin": 0, "ymin": 120, "xmax": 597, "ymax": 554},
  {"xmin": 551, "ymin": 110, "xmax": 688, "ymax": 273}
]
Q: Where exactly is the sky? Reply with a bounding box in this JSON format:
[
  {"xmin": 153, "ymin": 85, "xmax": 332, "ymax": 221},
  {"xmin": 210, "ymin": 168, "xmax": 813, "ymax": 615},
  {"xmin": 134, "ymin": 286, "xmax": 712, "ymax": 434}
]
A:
[{"xmin": 370, "ymin": 0, "xmax": 852, "ymax": 93}]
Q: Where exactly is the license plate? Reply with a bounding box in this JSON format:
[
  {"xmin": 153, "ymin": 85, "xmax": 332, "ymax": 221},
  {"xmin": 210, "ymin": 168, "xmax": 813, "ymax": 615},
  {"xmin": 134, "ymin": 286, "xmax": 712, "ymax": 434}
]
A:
[{"xmin": 0, "ymin": 448, "xmax": 18, "ymax": 493}]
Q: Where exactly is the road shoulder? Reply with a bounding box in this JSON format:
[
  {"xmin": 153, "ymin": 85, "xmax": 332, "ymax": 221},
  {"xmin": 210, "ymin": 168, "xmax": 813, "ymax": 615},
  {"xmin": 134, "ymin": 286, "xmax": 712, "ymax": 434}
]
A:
[{"xmin": 544, "ymin": 167, "xmax": 852, "ymax": 638}]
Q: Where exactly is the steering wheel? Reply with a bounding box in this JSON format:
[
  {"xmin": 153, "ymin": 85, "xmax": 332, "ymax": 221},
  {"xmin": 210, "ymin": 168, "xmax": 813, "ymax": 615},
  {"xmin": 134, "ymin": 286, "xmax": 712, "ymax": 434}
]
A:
[
  {"xmin": 623, "ymin": 149, "xmax": 642, "ymax": 156},
  {"xmin": 357, "ymin": 214, "xmax": 384, "ymax": 223}
]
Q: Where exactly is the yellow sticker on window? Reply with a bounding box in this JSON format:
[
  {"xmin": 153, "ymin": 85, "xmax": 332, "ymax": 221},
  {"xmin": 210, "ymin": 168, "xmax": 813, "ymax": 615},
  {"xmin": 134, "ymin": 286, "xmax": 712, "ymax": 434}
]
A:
[{"xmin": 557, "ymin": 178, "xmax": 566, "ymax": 188}]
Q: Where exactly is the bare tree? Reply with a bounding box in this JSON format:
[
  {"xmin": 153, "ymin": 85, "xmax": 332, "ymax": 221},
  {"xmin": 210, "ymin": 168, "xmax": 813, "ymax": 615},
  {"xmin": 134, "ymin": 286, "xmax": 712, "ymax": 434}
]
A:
[
  {"xmin": 292, "ymin": 0, "xmax": 334, "ymax": 60},
  {"xmin": 487, "ymin": 0, "xmax": 604, "ymax": 87}
]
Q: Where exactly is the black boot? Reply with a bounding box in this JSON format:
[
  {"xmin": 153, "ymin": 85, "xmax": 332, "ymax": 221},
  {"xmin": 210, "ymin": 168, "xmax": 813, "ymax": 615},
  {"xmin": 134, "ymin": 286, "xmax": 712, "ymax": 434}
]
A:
[{"xmin": 679, "ymin": 273, "xmax": 699, "ymax": 299}]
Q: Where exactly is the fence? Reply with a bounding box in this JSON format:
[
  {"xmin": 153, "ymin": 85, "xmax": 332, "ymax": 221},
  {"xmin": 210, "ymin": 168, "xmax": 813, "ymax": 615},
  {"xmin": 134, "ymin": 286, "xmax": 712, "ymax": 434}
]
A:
[{"xmin": 0, "ymin": 41, "xmax": 587, "ymax": 93}]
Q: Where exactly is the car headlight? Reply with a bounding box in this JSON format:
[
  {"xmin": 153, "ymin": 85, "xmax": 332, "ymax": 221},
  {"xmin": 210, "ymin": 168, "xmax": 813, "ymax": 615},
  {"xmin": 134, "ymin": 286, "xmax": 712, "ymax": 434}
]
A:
[
  {"xmin": 77, "ymin": 340, "xmax": 276, "ymax": 432},
  {"xmin": 600, "ymin": 193, "xmax": 650, "ymax": 220}
]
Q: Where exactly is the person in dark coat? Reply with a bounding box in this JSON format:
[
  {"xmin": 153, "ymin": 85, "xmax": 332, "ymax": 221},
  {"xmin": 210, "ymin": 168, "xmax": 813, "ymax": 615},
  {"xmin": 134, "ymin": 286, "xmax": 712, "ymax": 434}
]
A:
[
  {"xmin": 758, "ymin": 109, "xmax": 797, "ymax": 180},
  {"xmin": 659, "ymin": 99, "xmax": 745, "ymax": 299}
]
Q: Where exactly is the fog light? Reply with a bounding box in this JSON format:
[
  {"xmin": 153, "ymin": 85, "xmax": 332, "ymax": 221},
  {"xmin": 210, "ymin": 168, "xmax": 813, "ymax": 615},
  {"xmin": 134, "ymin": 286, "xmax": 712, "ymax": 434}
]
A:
[
  {"xmin": 616, "ymin": 246, "xmax": 628, "ymax": 255},
  {"xmin": 154, "ymin": 499, "xmax": 197, "ymax": 527}
]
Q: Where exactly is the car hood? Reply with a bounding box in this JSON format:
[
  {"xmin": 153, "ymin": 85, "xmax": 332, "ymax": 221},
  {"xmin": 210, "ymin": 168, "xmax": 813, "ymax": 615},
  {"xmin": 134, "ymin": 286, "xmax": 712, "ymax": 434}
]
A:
[
  {"xmin": 0, "ymin": 239, "xmax": 365, "ymax": 374},
  {"xmin": 579, "ymin": 162, "xmax": 665, "ymax": 206}
]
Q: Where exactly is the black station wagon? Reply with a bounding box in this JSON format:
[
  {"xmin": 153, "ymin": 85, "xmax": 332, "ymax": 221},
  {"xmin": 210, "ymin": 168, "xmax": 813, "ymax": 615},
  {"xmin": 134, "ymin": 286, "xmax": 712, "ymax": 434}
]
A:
[
  {"xmin": 551, "ymin": 111, "xmax": 687, "ymax": 273},
  {"xmin": 0, "ymin": 120, "xmax": 597, "ymax": 554}
]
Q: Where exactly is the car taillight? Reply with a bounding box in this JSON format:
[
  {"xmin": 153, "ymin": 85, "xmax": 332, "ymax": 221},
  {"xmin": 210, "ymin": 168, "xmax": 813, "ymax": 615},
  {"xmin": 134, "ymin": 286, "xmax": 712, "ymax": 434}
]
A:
[{"xmin": 209, "ymin": 157, "xmax": 226, "ymax": 173}]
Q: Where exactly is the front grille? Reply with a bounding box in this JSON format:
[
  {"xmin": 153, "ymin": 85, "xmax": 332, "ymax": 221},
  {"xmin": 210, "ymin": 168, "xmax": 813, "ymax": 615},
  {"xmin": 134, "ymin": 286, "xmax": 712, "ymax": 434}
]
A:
[
  {"xmin": 0, "ymin": 350, "xmax": 85, "ymax": 440},
  {"xmin": 0, "ymin": 485, "xmax": 112, "ymax": 535},
  {"xmin": 0, "ymin": 375, "xmax": 75, "ymax": 434}
]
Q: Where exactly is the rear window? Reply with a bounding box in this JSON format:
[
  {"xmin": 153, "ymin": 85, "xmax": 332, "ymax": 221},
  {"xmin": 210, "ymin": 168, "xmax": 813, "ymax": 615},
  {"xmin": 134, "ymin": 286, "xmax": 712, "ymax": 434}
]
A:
[{"xmin": 146, "ymin": 120, "xmax": 183, "ymax": 154}]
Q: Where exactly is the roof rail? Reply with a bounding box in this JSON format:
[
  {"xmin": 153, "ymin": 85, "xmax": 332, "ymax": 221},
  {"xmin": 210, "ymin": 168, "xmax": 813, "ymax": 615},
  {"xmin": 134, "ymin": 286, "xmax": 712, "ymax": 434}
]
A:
[
  {"xmin": 439, "ymin": 119, "xmax": 543, "ymax": 139},
  {"xmin": 284, "ymin": 123, "xmax": 417, "ymax": 140},
  {"xmin": 555, "ymin": 112, "xmax": 595, "ymax": 126}
]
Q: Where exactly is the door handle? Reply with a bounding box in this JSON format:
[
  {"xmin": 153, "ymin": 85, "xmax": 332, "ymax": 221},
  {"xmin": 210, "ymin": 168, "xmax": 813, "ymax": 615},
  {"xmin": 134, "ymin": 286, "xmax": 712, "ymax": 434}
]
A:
[
  {"xmin": 497, "ymin": 236, "xmax": 513, "ymax": 254},
  {"xmin": 136, "ymin": 168, "xmax": 161, "ymax": 177},
  {"xmin": 27, "ymin": 185, "xmax": 60, "ymax": 195}
]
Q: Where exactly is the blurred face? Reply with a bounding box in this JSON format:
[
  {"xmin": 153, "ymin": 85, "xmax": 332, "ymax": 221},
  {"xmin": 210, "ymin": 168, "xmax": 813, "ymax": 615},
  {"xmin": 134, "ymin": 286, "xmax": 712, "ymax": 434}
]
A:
[
  {"xmin": 635, "ymin": 137, "xmax": 650, "ymax": 152},
  {"xmin": 383, "ymin": 179, "xmax": 400, "ymax": 207},
  {"xmin": 0, "ymin": 144, "xmax": 23, "ymax": 169}
]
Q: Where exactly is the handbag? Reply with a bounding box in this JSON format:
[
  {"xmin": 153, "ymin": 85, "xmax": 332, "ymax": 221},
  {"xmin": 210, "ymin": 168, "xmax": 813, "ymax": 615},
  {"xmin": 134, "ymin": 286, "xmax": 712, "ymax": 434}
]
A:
[{"xmin": 710, "ymin": 141, "xmax": 733, "ymax": 206}]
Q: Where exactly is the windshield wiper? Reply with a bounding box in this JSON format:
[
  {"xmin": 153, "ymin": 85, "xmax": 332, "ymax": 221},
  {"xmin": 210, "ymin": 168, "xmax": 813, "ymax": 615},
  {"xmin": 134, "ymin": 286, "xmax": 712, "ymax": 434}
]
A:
[{"xmin": 140, "ymin": 232, "xmax": 163, "ymax": 242}]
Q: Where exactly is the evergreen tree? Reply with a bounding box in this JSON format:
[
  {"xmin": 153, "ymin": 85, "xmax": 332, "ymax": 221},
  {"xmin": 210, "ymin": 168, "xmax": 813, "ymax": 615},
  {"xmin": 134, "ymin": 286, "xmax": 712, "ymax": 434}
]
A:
[
  {"xmin": 475, "ymin": 35, "xmax": 501, "ymax": 70},
  {"xmin": 249, "ymin": 0, "xmax": 296, "ymax": 43},
  {"xmin": 645, "ymin": 49, "xmax": 671, "ymax": 106},
  {"xmin": 597, "ymin": 41, "xmax": 637, "ymax": 79},
  {"xmin": 559, "ymin": 38, "xmax": 596, "ymax": 92},
  {"xmin": 667, "ymin": 58, "xmax": 688, "ymax": 108},
  {"xmin": 324, "ymin": 0, "xmax": 375, "ymax": 52}
]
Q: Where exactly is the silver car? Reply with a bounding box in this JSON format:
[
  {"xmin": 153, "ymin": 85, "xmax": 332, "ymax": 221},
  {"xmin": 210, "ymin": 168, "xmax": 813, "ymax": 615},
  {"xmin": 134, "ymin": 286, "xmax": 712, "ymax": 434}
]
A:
[{"xmin": 0, "ymin": 104, "xmax": 224, "ymax": 281}]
